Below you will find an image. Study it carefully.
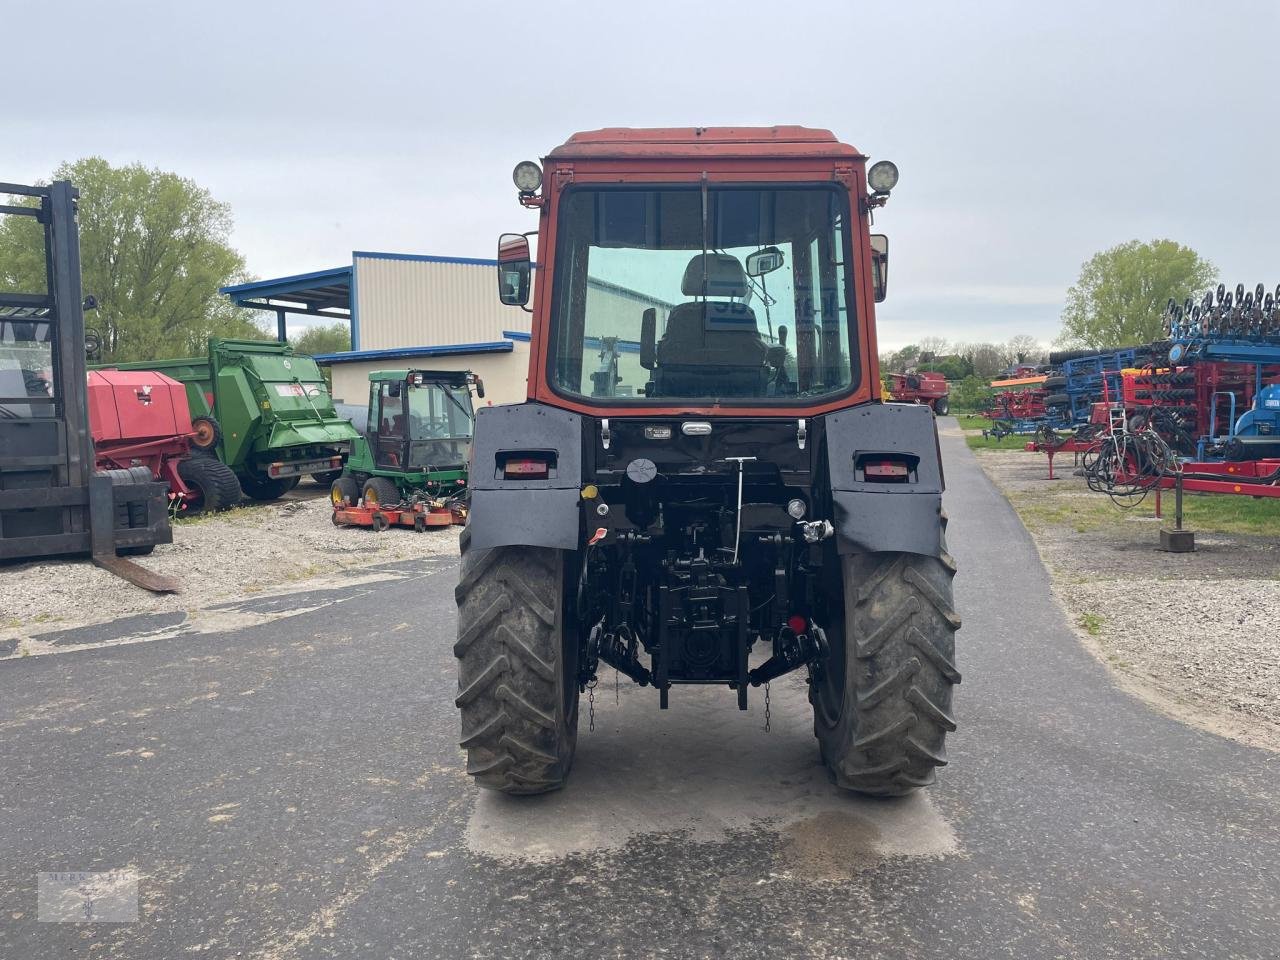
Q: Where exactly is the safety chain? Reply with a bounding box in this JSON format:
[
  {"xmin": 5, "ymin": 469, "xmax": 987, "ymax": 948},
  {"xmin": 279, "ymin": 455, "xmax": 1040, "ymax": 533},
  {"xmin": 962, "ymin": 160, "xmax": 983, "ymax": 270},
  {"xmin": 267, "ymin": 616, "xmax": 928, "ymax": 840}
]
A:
[
  {"xmin": 764, "ymin": 681, "xmax": 771, "ymax": 733},
  {"xmin": 587, "ymin": 679, "xmax": 597, "ymax": 732},
  {"xmin": 614, "ymin": 668, "xmax": 620, "ymax": 705}
]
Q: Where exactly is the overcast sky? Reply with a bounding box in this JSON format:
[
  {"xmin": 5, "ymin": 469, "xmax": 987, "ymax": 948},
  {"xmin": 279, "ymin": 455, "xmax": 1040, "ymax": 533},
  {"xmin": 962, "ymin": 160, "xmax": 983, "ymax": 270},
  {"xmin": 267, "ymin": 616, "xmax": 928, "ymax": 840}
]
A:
[{"xmin": 9, "ymin": 0, "xmax": 1279, "ymax": 350}]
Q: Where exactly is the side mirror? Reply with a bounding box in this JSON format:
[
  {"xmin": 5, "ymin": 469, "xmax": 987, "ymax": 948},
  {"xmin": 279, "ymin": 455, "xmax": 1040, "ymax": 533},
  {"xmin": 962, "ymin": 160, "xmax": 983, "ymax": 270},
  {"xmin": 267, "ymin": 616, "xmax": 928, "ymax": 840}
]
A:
[
  {"xmin": 745, "ymin": 246, "xmax": 785, "ymax": 278},
  {"xmin": 473, "ymin": 376, "xmax": 485, "ymax": 399},
  {"xmin": 870, "ymin": 234, "xmax": 889, "ymax": 302},
  {"xmin": 497, "ymin": 232, "xmax": 531, "ymax": 307},
  {"xmin": 387, "ymin": 381, "xmax": 402, "ymax": 398},
  {"xmin": 640, "ymin": 308, "xmax": 656, "ymax": 370}
]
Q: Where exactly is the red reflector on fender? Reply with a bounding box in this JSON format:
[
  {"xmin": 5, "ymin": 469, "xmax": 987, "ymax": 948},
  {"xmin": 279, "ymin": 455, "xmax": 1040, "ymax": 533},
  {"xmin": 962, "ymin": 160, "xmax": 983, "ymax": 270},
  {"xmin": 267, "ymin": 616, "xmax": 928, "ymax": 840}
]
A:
[
  {"xmin": 864, "ymin": 461, "xmax": 909, "ymax": 478},
  {"xmin": 503, "ymin": 458, "xmax": 549, "ymax": 479}
]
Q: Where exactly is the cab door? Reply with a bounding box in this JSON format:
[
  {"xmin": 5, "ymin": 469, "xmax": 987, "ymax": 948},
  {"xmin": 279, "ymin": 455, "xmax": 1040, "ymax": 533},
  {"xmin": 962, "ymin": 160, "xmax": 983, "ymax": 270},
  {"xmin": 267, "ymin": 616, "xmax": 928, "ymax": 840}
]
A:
[{"xmin": 373, "ymin": 381, "xmax": 407, "ymax": 469}]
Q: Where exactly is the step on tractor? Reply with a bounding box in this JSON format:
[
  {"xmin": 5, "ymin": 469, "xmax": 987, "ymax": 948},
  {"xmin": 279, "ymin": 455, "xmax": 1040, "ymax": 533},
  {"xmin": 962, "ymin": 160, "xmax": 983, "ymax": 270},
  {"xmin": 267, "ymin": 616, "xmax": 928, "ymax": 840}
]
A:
[
  {"xmin": 329, "ymin": 369, "xmax": 480, "ymax": 515},
  {"xmin": 103, "ymin": 338, "xmax": 359, "ymax": 500},
  {"xmin": 886, "ymin": 371, "xmax": 950, "ymax": 415},
  {"xmin": 454, "ymin": 128, "xmax": 960, "ymax": 797}
]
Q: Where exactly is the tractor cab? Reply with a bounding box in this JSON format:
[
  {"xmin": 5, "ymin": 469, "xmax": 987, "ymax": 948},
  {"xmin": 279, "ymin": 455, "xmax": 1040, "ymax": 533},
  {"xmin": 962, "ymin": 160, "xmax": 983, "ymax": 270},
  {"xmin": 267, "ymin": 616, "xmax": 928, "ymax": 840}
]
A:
[{"xmin": 368, "ymin": 370, "xmax": 476, "ymax": 472}]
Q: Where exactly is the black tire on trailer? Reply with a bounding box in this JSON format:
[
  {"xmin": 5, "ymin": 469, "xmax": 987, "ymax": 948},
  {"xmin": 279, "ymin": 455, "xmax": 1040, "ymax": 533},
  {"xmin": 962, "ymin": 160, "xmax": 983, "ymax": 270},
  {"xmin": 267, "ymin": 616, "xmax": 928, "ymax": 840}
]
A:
[
  {"xmin": 330, "ymin": 476, "xmax": 360, "ymax": 507},
  {"xmin": 361, "ymin": 476, "xmax": 401, "ymax": 508},
  {"xmin": 811, "ymin": 547, "xmax": 961, "ymax": 797},
  {"xmin": 239, "ymin": 473, "xmax": 295, "ymax": 501},
  {"xmin": 453, "ymin": 527, "xmax": 579, "ymax": 794},
  {"xmin": 1043, "ymin": 375, "xmax": 1067, "ymax": 390},
  {"xmin": 312, "ymin": 470, "xmax": 344, "ymax": 485},
  {"xmin": 933, "ymin": 397, "xmax": 950, "ymax": 416},
  {"xmin": 190, "ymin": 415, "xmax": 221, "ymax": 451},
  {"xmin": 177, "ymin": 456, "xmax": 243, "ymax": 514},
  {"xmin": 1043, "ymin": 392, "xmax": 1070, "ymax": 407}
]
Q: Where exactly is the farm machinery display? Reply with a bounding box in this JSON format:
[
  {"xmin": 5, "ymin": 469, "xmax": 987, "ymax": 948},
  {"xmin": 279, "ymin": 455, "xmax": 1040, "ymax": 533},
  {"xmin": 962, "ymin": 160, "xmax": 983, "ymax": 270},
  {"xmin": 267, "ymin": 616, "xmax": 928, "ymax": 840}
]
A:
[
  {"xmin": 455, "ymin": 128, "xmax": 959, "ymax": 799},
  {"xmin": 88, "ymin": 369, "xmax": 242, "ymax": 516},
  {"xmin": 328, "ymin": 369, "xmax": 478, "ymax": 529},
  {"xmin": 104, "ymin": 338, "xmax": 359, "ymax": 500},
  {"xmin": 1026, "ymin": 282, "xmax": 1280, "ymax": 507},
  {"xmin": 885, "ymin": 370, "xmax": 950, "ymax": 414}
]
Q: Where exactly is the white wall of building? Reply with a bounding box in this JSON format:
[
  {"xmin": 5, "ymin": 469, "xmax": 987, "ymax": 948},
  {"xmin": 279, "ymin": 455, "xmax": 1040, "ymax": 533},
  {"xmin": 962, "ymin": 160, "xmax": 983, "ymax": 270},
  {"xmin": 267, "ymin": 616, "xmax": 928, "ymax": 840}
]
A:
[
  {"xmin": 353, "ymin": 254, "xmax": 530, "ymax": 351},
  {"xmin": 329, "ymin": 339, "xmax": 530, "ymax": 409}
]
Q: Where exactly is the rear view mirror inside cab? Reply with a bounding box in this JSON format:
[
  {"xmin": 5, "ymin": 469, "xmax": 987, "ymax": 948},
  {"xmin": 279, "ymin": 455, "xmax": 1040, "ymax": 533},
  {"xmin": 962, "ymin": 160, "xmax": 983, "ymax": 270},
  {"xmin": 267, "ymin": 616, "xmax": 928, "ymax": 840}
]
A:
[{"xmin": 745, "ymin": 246, "xmax": 785, "ymax": 278}]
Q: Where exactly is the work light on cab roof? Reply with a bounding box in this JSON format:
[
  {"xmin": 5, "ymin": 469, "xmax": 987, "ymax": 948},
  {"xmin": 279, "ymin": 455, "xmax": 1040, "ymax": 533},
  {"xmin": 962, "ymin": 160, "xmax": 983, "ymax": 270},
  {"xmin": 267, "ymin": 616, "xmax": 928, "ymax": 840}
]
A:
[
  {"xmin": 867, "ymin": 160, "xmax": 899, "ymax": 195},
  {"xmin": 512, "ymin": 161, "xmax": 542, "ymax": 194}
]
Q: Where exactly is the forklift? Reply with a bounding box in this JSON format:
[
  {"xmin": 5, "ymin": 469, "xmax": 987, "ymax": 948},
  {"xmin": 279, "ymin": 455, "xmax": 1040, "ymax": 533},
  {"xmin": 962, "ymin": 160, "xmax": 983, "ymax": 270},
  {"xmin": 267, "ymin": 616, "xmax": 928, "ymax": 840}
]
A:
[
  {"xmin": 1, "ymin": 180, "xmax": 175, "ymax": 591},
  {"xmin": 329, "ymin": 369, "xmax": 481, "ymax": 526}
]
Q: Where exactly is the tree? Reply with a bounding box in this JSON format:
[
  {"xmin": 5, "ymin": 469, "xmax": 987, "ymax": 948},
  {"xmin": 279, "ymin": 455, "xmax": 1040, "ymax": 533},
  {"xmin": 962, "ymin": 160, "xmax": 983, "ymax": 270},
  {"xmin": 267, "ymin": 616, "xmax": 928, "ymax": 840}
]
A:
[
  {"xmin": 1057, "ymin": 240, "xmax": 1217, "ymax": 349},
  {"xmin": 1002, "ymin": 335, "xmax": 1044, "ymax": 367},
  {"xmin": 291, "ymin": 322, "xmax": 351, "ymax": 356},
  {"xmin": 920, "ymin": 354, "xmax": 971, "ymax": 381},
  {"xmin": 0, "ymin": 157, "xmax": 268, "ymax": 362},
  {"xmin": 951, "ymin": 375, "xmax": 992, "ymax": 413}
]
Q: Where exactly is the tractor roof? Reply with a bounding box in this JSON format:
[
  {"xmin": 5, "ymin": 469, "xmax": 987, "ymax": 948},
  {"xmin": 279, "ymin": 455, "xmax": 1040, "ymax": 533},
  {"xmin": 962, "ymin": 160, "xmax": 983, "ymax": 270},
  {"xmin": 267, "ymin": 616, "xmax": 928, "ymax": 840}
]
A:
[
  {"xmin": 547, "ymin": 127, "xmax": 864, "ymax": 162},
  {"xmin": 367, "ymin": 369, "xmax": 471, "ymax": 384}
]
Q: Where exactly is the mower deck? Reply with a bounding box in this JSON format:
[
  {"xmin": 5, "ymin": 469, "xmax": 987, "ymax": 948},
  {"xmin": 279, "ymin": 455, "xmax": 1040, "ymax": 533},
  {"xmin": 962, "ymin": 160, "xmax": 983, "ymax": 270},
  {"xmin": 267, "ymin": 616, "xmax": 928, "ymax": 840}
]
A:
[{"xmin": 331, "ymin": 499, "xmax": 466, "ymax": 531}]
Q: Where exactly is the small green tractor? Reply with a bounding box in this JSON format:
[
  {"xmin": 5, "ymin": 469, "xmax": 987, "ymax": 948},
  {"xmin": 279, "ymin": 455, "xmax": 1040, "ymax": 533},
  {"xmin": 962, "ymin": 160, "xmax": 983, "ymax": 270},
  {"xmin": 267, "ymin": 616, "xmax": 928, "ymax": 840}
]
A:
[{"xmin": 329, "ymin": 369, "xmax": 482, "ymax": 509}]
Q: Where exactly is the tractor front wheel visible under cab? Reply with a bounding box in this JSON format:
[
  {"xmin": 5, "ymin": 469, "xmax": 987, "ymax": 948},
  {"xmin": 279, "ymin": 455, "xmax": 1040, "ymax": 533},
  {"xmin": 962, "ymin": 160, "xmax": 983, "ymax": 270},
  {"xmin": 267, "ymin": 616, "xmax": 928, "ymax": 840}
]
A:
[
  {"xmin": 812, "ymin": 549, "xmax": 961, "ymax": 796},
  {"xmin": 453, "ymin": 528, "xmax": 579, "ymax": 794}
]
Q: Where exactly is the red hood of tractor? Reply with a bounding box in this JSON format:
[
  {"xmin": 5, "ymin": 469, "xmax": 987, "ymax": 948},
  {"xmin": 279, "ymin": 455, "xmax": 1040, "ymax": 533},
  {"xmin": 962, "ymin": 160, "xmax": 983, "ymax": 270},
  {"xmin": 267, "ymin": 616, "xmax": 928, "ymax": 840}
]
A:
[{"xmin": 548, "ymin": 127, "xmax": 864, "ymax": 162}]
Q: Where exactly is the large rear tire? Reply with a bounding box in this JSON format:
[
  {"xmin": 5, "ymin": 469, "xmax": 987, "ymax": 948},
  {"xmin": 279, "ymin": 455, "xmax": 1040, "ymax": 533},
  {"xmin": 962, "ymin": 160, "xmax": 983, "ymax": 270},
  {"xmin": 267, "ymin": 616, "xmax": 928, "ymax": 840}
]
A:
[
  {"xmin": 933, "ymin": 396, "xmax": 950, "ymax": 416},
  {"xmin": 812, "ymin": 548, "xmax": 961, "ymax": 796},
  {"xmin": 453, "ymin": 527, "xmax": 578, "ymax": 794},
  {"xmin": 177, "ymin": 456, "xmax": 243, "ymax": 514}
]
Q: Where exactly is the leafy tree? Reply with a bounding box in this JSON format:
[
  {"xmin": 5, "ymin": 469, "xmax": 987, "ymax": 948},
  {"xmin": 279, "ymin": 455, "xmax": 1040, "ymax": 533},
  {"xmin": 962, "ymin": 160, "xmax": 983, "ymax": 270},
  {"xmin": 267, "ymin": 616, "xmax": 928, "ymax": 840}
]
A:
[
  {"xmin": 950, "ymin": 375, "xmax": 992, "ymax": 413},
  {"xmin": 0, "ymin": 157, "xmax": 267, "ymax": 362},
  {"xmin": 1057, "ymin": 240, "xmax": 1217, "ymax": 349},
  {"xmin": 291, "ymin": 322, "xmax": 351, "ymax": 356},
  {"xmin": 920, "ymin": 354, "xmax": 971, "ymax": 381}
]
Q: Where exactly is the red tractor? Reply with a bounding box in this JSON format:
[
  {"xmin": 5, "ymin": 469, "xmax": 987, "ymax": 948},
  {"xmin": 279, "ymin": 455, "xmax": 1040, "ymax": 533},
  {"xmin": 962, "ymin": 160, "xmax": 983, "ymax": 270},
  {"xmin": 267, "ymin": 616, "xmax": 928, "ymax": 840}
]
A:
[
  {"xmin": 886, "ymin": 371, "xmax": 950, "ymax": 414},
  {"xmin": 88, "ymin": 370, "xmax": 242, "ymax": 516},
  {"xmin": 455, "ymin": 128, "xmax": 959, "ymax": 798}
]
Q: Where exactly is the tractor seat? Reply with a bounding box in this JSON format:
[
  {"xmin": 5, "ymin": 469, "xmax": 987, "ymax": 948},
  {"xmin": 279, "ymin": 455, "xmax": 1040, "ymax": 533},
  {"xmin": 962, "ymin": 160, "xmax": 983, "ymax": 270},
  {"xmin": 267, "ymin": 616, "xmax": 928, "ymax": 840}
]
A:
[{"xmin": 652, "ymin": 254, "xmax": 768, "ymax": 397}]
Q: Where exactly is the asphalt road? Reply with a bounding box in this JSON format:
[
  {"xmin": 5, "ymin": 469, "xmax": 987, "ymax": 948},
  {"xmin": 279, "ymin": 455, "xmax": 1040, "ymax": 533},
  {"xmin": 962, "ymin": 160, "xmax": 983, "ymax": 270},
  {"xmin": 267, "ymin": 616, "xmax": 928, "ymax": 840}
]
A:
[{"xmin": 3, "ymin": 422, "xmax": 1278, "ymax": 959}]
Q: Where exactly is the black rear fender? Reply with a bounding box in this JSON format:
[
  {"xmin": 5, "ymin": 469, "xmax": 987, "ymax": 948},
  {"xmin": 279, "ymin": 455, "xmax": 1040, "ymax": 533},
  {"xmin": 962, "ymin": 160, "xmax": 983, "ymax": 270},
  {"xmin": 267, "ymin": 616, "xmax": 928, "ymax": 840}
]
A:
[{"xmin": 825, "ymin": 403, "xmax": 945, "ymax": 558}]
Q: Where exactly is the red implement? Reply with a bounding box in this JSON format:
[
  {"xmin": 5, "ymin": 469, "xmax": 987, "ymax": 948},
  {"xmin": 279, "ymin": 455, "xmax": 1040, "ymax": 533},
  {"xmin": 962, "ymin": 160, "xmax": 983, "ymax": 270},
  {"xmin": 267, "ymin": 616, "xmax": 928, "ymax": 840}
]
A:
[{"xmin": 331, "ymin": 499, "xmax": 467, "ymax": 531}]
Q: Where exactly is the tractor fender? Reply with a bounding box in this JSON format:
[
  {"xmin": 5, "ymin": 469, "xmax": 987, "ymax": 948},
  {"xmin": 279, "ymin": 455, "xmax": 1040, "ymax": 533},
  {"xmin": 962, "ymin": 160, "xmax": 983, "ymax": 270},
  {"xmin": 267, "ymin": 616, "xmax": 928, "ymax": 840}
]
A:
[
  {"xmin": 824, "ymin": 403, "xmax": 946, "ymax": 559},
  {"xmin": 466, "ymin": 402, "xmax": 583, "ymax": 551}
]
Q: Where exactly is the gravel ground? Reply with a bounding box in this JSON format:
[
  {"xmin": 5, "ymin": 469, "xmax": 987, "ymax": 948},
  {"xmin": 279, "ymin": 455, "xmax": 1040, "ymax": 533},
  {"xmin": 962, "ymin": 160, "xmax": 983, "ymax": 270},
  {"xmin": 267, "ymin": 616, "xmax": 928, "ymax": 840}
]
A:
[
  {"xmin": 0, "ymin": 497, "xmax": 461, "ymax": 637},
  {"xmin": 971, "ymin": 444, "xmax": 1280, "ymax": 748}
]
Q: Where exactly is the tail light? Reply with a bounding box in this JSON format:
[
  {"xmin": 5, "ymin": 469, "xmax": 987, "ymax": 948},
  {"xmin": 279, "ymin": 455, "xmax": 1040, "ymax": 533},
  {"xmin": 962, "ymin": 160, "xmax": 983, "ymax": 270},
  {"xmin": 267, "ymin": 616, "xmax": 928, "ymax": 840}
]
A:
[
  {"xmin": 503, "ymin": 458, "xmax": 549, "ymax": 479},
  {"xmin": 497, "ymin": 451, "xmax": 557, "ymax": 480},
  {"xmin": 855, "ymin": 453, "xmax": 917, "ymax": 484}
]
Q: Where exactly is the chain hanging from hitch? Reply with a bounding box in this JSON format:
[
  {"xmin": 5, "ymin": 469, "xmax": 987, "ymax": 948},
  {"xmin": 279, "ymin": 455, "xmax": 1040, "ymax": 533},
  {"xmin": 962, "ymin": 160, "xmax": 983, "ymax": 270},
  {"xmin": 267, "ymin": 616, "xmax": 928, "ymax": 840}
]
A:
[
  {"xmin": 764, "ymin": 681, "xmax": 771, "ymax": 733},
  {"xmin": 587, "ymin": 679, "xmax": 597, "ymax": 732}
]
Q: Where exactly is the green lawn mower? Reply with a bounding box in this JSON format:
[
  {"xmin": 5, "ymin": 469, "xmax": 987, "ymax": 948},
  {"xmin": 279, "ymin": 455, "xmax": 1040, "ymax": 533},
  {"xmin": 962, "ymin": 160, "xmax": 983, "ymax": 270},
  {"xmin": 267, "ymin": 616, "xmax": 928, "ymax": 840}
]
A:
[{"xmin": 329, "ymin": 369, "xmax": 482, "ymax": 510}]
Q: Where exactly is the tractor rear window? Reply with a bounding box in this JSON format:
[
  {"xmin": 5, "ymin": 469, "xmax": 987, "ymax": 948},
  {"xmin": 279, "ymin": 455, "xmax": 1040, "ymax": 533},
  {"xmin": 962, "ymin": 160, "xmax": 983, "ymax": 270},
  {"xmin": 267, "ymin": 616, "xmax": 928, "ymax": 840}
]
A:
[{"xmin": 548, "ymin": 186, "xmax": 858, "ymax": 404}]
